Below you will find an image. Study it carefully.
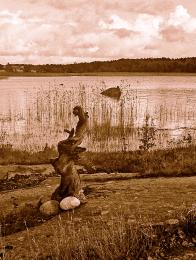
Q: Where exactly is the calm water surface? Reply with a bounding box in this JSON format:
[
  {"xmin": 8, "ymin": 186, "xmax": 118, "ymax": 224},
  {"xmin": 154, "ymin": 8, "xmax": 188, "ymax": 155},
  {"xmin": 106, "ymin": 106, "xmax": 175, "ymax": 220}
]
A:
[{"xmin": 0, "ymin": 76, "xmax": 196, "ymax": 151}]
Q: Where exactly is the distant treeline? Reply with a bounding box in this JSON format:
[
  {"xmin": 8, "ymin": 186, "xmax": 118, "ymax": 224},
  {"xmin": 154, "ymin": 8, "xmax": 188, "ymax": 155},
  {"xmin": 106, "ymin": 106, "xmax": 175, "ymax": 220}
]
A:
[{"xmin": 1, "ymin": 57, "xmax": 196, "ymax": 73}]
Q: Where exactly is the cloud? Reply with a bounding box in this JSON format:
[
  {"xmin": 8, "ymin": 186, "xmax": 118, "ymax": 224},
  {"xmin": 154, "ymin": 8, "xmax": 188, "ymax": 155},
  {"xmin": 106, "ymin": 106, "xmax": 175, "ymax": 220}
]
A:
[
  {"xmin": 0, "ymin": 1, "xmax": 196, "ymax": 64},
  {"xmin": 168, "ymin": 5, "xmax": 196, "ymax": 33},
  {"xmin": 161, "ymin": 26, "xmax": 185, "ymax": 42},
  {"xmin": 133, "ymin": 14, "xmax": 163, "ymax": 37},
  {"xmin": 0, "ymin": 10, "xmax": 23, "ymax": 25},
  {"xmin": 113, "ymin": 29, "xmax": 136, "ymax": 38},
  {"xmin": 99, "ymin": 14, "xmax": 130, "ymax": 30}
]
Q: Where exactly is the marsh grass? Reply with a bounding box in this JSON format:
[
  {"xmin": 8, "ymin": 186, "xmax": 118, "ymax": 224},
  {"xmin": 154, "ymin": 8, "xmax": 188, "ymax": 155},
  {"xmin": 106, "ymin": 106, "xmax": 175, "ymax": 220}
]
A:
[
  {"xmin": 0, "ymin": 143, "xmax": 57, "ymax": 165},
  {"xmin": 0, "ymin": 143, "xmax": 195, "ymax": 177},
  {"xmin": 82, "ymin": 145, "xmax": 196, "ymax": 176}
]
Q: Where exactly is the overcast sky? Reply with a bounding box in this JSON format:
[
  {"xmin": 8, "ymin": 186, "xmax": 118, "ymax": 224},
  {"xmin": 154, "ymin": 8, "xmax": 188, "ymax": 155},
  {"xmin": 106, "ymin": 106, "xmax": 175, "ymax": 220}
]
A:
[{"xmin": 0, "ymin": 0, "xmax": 196, "ymax": 64}]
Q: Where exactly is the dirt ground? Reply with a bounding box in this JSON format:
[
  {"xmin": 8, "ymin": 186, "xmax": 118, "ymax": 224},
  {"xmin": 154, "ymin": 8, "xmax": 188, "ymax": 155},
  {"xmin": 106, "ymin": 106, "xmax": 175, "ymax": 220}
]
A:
[{"xmin": 0, "ymin": 171, "xmax": 195, "ymax": 259}]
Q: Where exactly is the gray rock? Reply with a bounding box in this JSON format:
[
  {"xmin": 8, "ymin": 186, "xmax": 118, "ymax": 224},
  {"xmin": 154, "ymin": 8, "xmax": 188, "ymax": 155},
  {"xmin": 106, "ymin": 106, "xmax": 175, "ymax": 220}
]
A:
[
  {"xmin": 39, "ymin": 196, "xmax": 51, "ymax": 205},
  {"xmin": 39, "ymin": 200, "xmax": 60, "ymax": 216}
]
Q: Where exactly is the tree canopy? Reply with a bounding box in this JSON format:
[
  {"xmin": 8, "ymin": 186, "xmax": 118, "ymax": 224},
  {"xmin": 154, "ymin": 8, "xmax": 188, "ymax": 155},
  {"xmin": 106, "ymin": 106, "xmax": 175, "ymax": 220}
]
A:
[{"xmin": 2, "ymin": 57, "xmax": 196, "ymax": 73}]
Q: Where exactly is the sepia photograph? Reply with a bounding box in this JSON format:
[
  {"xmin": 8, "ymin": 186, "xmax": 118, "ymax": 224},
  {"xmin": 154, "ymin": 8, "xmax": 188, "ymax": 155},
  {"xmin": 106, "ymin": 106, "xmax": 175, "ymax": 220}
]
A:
[{"xmin": 0, "ymin": 0, "xmax": 195, "ymax": 259}]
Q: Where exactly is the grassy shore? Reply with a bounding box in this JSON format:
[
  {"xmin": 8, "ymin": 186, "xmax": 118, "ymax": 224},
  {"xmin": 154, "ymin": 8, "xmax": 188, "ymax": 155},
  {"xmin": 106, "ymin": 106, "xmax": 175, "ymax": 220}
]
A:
[
  {"xmin": 1, "ymin": 72, "xmax": 196, "ymax": 77},
  {"xmin": 83, "ymin": 146, "xmax": 196, "ymax": 177},
  {"xmin": 0, "ymin": 144, "xmax": 195, "ymax": 177}
]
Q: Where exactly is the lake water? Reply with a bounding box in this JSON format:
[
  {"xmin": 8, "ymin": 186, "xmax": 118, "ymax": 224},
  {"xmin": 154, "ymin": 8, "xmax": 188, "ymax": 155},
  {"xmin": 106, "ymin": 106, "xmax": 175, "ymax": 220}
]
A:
[{"xmin": 0, "ymin": 76, "xmax": 196, "ymax": 151}]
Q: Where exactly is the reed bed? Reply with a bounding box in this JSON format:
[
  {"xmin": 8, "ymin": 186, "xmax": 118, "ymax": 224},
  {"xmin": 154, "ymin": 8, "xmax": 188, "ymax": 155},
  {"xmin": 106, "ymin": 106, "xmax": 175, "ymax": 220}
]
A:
[{"xmin": 0, "ymin": 79, "xmax": 195, "ymax": 152}]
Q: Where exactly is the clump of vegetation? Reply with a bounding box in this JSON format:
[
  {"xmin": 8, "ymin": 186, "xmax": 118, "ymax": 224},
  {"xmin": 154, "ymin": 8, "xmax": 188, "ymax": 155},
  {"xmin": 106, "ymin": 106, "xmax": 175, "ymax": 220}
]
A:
[
  {"xmin": 183, "ymin": 133, "xmax": 193, "ymax": 145},
  {"xmin": 168, "ymin": 132, "xmax": 194, "ymax": 148},
  {"xmin": 138, "ymin": 114, "xmax": 157, "ymax": 151}
]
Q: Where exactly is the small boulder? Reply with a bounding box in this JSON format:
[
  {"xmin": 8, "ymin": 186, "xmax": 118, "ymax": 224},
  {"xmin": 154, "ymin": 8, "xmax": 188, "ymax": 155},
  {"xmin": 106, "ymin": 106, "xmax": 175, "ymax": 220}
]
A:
[
  {"xmin": 39, "ymin": 200, "xmax": 60, "ymax": 217},
  {"xmin": 60, "ymin": 196, "xmax": 80, "ymax": 211},
  {"xmin": 38, "ymin": 196, "xmax": 51, "ymax": 206}
]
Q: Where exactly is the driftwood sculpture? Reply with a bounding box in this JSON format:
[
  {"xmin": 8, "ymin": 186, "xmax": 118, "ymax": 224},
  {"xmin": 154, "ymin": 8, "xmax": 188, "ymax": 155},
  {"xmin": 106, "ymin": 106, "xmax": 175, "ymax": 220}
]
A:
[{"xmin": 51, "ymin": 106, "xmax": 89, "ymax": 203}]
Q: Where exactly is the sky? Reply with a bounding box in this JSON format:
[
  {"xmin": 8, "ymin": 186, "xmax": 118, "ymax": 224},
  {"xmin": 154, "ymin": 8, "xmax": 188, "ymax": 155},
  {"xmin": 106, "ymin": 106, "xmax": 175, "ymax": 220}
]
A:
[{"xmin": 0, "ymin": 0, "xmax": 196, "ymax": 64}]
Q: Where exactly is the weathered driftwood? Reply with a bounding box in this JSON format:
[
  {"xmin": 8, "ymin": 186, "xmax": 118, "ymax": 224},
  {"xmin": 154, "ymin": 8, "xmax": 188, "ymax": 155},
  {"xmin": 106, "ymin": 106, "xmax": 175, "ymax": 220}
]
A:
[
  {"xmin": 50, "ymin": 106, "xmax": 88, "ymax": 203},
  {"xmin": 51, "ymin": 148, "xmax": 86, "ymax": 202}
]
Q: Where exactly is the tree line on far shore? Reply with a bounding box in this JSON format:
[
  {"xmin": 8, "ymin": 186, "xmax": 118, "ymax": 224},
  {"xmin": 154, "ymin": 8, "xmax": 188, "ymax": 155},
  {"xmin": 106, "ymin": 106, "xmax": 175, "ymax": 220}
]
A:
[{"xmin": 1, "ymin": 57, "xmax": 196, "ymax": 73}]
